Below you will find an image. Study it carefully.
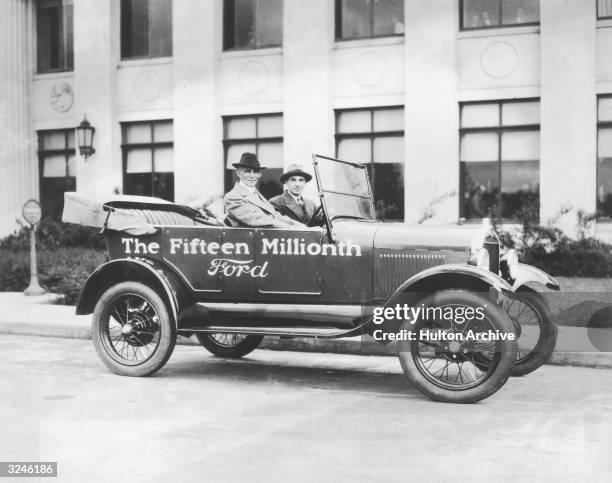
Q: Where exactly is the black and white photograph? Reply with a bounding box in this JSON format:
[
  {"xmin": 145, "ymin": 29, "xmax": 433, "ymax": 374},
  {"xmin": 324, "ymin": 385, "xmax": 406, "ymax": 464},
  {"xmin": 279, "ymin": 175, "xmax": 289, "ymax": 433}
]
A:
[{"xmin": 1, "ymin": 0, "xmax": 612, "ymax": 481}]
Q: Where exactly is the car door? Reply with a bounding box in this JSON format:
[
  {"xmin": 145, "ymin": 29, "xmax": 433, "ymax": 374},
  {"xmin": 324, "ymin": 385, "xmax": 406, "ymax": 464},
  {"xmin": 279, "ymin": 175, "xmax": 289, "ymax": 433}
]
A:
[{"xmin": 255, "ymin": 228, "xmax": 323, "ymax": 295}]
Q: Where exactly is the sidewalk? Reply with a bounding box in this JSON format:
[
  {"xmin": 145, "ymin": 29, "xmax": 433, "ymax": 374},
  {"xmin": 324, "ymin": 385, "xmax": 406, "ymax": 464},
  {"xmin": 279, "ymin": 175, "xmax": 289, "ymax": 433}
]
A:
[{"xmin": 1, "ymin": 292, "xmax": 611, "ymax": 369}]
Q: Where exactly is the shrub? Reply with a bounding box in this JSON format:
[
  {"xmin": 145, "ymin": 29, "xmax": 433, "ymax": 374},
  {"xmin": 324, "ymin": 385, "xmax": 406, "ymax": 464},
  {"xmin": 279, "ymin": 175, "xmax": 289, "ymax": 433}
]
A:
[
  {"xmin": 0, "ymin": 218, "xmax": 106, "ymax": 252},
  {"xmin": 494, "ymin": 207, "xmax": 612, "ymax": 277},
  {"xmin": 0, "ymin": 248, "xmax": 107, "ymax": 304}
]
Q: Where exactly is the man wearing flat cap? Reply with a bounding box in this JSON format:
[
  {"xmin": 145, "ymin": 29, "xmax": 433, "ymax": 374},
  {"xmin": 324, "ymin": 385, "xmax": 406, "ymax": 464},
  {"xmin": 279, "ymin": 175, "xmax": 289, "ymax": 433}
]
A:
[
  {"xmin": 224, "ymin": 153, "xmax": 305, "ymax": 228},
  {"xmin": 270, "ymin": 164, "xmax": 321, "ymax": 226}
]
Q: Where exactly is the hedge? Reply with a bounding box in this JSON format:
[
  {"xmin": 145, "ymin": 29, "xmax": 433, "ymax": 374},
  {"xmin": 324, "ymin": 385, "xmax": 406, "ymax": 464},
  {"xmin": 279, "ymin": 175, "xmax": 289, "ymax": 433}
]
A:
[{"xmin": 0, "ymin": 248, "xmax": 107, "ymax": 305}]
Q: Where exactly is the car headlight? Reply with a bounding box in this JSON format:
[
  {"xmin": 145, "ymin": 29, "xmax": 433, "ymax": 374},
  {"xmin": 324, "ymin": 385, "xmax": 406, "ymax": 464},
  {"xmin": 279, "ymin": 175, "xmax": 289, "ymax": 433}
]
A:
[
  {"xmin": 475, "ymin": 248, "xmax": 490, "ymax": 270},
  {"xmin": 506, "ymin": 248, "xmax": 519, "ymax": 278}
]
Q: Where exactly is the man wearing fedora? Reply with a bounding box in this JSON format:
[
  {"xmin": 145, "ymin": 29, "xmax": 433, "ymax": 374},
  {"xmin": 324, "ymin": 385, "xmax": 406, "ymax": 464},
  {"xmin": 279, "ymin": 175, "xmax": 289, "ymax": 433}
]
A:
[
  {"xmin": 270, "ymin": 164, "xmax": 321, "ymax": 226},
  {"xmin": 224, "ymin": 153, "xmax": 305, "ymax": 228}
]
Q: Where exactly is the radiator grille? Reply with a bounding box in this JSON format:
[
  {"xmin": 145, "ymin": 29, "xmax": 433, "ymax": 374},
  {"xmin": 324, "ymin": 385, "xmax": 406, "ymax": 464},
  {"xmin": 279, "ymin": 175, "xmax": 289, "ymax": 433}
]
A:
[{"xmin": 375, "ymin": 252, "xmax": 445, "ymax": 295}]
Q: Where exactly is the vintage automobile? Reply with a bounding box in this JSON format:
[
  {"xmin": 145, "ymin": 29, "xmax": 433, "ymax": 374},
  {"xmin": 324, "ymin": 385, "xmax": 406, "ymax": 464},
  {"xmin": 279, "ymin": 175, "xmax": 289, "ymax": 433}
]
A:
[{"xmin": 63, "ymin": 154, "xmax": 559, "ymax": 403}]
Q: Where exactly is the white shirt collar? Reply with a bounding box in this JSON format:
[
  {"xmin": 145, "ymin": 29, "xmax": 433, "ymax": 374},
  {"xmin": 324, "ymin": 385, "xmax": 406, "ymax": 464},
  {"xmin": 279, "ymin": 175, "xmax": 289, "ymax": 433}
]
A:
[
  {"xmin": 239, "ymin": 182, "xmax": 257, "ymax": 194},
  {"xmin": 287, "ymin": 191, "xmax": 302, "ymax": 203}
]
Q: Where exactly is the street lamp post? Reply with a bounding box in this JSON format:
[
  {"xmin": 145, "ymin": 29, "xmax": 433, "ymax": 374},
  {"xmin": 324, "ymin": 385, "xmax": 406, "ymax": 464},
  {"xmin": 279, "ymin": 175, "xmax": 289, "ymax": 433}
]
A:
[{"xmin": 22, "ymin": 199, "xmax": 45, "ymax": 296}]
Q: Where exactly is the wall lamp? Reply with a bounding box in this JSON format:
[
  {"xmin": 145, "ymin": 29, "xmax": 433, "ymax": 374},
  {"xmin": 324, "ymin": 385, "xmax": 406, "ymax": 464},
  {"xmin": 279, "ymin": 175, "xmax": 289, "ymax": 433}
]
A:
[{"xmin": 76, "ymin": 115, "xmax": 95, "ymax": 159}]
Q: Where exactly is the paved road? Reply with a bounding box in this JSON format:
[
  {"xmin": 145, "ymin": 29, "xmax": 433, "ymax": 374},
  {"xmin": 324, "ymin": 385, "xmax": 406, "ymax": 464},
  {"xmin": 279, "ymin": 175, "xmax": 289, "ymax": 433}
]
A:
[{"xmin": 1, "ymin": 335, "xmax": 611, "ymax": 483}]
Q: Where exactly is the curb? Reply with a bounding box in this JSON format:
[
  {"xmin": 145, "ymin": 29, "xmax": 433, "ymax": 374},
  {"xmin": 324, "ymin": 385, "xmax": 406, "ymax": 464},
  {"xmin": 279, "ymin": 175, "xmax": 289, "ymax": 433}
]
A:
[{"xmin": 2, "ymin": 318, "xmax": 611, "ymax": 369}]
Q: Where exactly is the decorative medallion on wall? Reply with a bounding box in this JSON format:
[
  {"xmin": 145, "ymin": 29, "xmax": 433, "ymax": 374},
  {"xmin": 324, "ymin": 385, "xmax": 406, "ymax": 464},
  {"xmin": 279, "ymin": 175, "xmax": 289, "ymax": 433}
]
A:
[
  {"xmin": 480, "ymin": 41, "xmax": 518, "ymax": 79},
  {"xmin": 239, "ymin": 62, "xmax": 269, "ymax": 94},
  {"xmin": 49, "ymin": 82, "xmax": 74, "ymax": 113},
  {"xmin": 134, "ymin": 70, "xmax": 162, "ymax": 102},
  {"xmin": 353, "ymin": 52, "xmax": 387, "ymax": 87}
]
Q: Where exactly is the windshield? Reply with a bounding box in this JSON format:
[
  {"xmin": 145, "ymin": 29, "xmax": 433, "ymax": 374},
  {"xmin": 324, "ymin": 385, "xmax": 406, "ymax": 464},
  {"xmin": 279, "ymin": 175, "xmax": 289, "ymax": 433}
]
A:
[{"xmin": 313, "ymin": 155, "xmax": 375, "ymax": 221}]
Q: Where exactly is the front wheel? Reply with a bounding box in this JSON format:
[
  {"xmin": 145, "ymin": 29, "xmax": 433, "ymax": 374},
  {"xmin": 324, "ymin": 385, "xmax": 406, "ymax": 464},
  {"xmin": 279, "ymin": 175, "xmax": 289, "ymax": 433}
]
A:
[
  {"xmin": 398, "ymin": 290, "xmax": 517, "ymax": 403},
  {"xmin": 195, "ymin": 333, "xmax": 263, "ymax": 358},
  {"xmin": 92, "ymin": 282, "xmax": 176, "ymax": 376}
]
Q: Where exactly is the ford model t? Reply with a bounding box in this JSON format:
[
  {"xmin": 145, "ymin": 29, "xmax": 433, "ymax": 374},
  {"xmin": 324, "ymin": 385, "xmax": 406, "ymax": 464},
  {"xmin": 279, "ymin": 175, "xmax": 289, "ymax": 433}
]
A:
[{"xmin": 63, "ymin": 155, "xmax": 559, "ymax": 403}]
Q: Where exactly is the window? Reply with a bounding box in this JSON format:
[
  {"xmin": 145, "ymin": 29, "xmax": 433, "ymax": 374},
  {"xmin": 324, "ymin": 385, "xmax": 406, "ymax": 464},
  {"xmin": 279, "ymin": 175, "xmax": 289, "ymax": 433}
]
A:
[
  {"xmin": 599, "ymin": 1, "xmax": 612, "ymax": 19},
  {"xmin": 460, "ymin": 100, "xmax": 540, "ymax": 221},
  {"xmin": 597, "ymin": 96, "xmax": 612, "ymax": 218},
  {"xmin": 223, "ymin": 0, "xmax": 283, "ymax": 50},
  {"xmin": 121, "ymin": 120, "xmax": 174, "ymax": 201},
  {"xmin": 38, "ymin": 129, "xmax": 76, "ymax": 220},
  {"xmin": 336, "ymin": 0, "xmax": 404, "ymax": 40},
  {"xmin": 335, "ymin": 107, "xmax": 404, "ymax": 221},
  {"xmin": 36, "ymin": 0, "xmax": 73, "ymax": 73},
  {"xmin": 223, "ymin": 114, "xmax": 284, "ymax": 199},
  {"xmin": 460, "ymin": 0, "xmax": 539, "ymax": 30},
  {"xmin": 121, "ymin": 0, "xmax": 172, "ymax": 59}
]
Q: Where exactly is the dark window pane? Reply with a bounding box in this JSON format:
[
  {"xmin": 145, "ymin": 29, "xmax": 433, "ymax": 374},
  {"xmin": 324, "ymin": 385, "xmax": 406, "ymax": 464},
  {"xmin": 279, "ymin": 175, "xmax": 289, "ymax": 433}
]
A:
[
  {"xmin": 234, "ymin": 0, "xmax": 255, "ymax": 48},
  {"xmin": 150, "ymin": 0, "xmax": 172, "ymax": 57},
  {"xmin": 255, "ymin": 0, "xmax": 282, "ymax": 47},
  {"xmin": 121, "ymin": 0, "xmax": 149, "ymax": 58},
  {"xmin": 153, "ymin": 172, "xmax": 174, "ymax": 201},
  {"xmin": 41, "ymin": 176, "xmax": 76, "ymax": 220},
  {"xmin": 462, "ymin": 0, "xmax": 500, "ymax": 28},
  {"xmin": 500, "ymin": 160, "xmax": 539, "ymax": 219},
  {"xmin": 502, "ymin": 0, "xmax": 539, "ymax": 25},
  {"xmin": 374, "ymin": 163, "xmax": 404, "ymax": 221},
  {"xmin": 64, "ymin": 1, "xmax": 74, "ymax": 69},
  {"xmin": 460, "ymin": 161, "xmax": 499, "ymax": 219},
  {"xmin": 258, "ymin": 168, "xmax": 283, "ymax": 199},
  {"xmin": 598, "ymin": 157, "xmax": 612, "ymax": 217},
  {"xmin": 599, "ymin": 0, "xmax": 612, "ymax": 18},
  {"xmin": 37, "ymin": 0, "xmax": 61, "ymax": 72},
  {"xmin": 373, "ymin": 0, "xmax": 404, "ymax": 36},
  {"xmin": 341, "ymin": 0, "xmax": 371, "ymax": 39},
  {"xmin": 125, "ymin": 173, "xmax": 153, "ymax": 197}
]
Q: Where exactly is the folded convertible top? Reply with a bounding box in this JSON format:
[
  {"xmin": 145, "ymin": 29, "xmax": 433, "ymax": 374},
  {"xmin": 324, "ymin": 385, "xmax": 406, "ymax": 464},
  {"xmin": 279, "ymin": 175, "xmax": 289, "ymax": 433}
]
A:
[{"xmin": 62, "ymin": 192, "xmax": 207, "ymax": 235}]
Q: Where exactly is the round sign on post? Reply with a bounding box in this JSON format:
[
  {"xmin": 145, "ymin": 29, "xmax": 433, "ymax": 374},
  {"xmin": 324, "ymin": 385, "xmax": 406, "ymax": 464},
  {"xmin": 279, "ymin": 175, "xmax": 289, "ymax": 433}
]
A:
[
  {"xmin": 22, "ymin": 199, "xmax": 45, "ymax": 296},
  {"xmin": 22, "ymin": 199, "xmax": 42, "ymax": 226}
]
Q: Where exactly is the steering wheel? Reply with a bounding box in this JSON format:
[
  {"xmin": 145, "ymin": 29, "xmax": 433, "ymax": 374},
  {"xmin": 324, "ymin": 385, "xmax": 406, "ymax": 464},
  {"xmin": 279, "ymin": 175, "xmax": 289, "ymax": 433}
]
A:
[{"xmin": 308, "ymin": 205, "xmax": 324, "ymax": 227}]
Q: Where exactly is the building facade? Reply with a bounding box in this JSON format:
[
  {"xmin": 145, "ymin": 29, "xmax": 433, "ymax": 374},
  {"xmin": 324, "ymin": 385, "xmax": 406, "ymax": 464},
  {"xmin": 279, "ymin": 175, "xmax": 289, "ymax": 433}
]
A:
[{"xmin": 1, "ymin": 0, "xmax": 612, "ymax": 239}]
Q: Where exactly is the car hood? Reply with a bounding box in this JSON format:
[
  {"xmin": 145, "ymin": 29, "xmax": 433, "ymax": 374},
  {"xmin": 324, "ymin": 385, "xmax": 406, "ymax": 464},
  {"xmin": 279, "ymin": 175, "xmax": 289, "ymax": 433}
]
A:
[{"xmin": 372, "ymin": 223, "xmax": 472, "ymax": 250}]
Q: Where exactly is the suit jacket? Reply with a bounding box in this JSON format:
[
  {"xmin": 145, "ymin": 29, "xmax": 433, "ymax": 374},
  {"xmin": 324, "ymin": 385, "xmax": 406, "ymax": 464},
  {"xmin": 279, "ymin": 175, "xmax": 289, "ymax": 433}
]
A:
[
  {"xmin": 224, "ymin": 183, "xmax": 302, "ymax": 228},
  {"xmin": 269, "ymin": 191, "xmax": 316, "ymax": 225}
]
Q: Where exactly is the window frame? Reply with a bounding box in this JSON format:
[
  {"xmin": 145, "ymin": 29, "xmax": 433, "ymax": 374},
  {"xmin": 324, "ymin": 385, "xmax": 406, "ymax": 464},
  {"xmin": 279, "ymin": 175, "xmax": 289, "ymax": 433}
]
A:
[
  {"xmin": 459, "ymin": 98, "xmax": 541, "ymax": 222},
  {"xmin": 335, "ymin": 0, "xmax": 405, "ymax": 41},
  {"xmin": 223, "ymin": 0, "xmax": 283, "ymax": 51},
  {"xmin": 36, "ymin": 0, "xmax": 74, "ymax": 74},
  {"xmin": 222, "ymin": 113, "xmax": 284, "ymax": 197},
  {"xmin": 459, "ymin": 0, "xmax": 540, "ymax": 31},
  {"xmin": 37, "ymin": 128, "xmax": 76, "ymax": 219},
  {"xmin": 120, "ymin": 0, "xmax": 173, "ymax": 60},
  {"xmin": 120, "ymin": 119, "xmax": 175, "ymax": 200},
  {"xmin": 334, "ymin": 106, "xmax": 405, "ymax": 221}
]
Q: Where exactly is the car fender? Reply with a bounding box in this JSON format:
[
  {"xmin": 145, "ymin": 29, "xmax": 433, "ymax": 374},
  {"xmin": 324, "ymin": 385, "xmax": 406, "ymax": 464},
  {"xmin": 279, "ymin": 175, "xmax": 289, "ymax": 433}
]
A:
[
  {"xmin": 76, "ymin": 257, "xmax": 192, "ymax": 327},
  {"xmin": 510, "ymin": 263, "xmax": 560, "ymax": 291},
  {"xmin": 382, "ymin": 263, "xmax": 513, "ymax": 309}
]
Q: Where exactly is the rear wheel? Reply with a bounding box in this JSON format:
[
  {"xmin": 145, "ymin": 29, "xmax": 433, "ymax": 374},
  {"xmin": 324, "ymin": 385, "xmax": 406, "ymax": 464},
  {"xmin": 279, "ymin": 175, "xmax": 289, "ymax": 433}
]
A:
[
  {"xmin": 195, "ymin": 333, "xmax": 264, "ymax": 358},
  {"xmin": 504, "ymin": 288, "xmax": 557, "ymax": 377},
  {"xmin": 92, "ymin": 282, "xmax": 176, "ymax": 376},
  {"xmin": 398, "ymin": 290, "xmax": 517, "ymax": 403}
]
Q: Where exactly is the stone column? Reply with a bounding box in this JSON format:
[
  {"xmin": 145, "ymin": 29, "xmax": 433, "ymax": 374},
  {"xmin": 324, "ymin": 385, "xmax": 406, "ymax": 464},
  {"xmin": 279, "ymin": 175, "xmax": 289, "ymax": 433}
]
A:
[
  {"xmin": 0, "ymin": 0, "xmax": 36, "ymax": 237},
  {"xmin": 173, "ymin": 0, "xmax": 220, "ymax": 206},
  {"xmin": 73, "ymin": 0, "xmax": 118, "ymax": 197},
  {"xmin": 403, "ymin": 0, "xmax": 459, "ymax": 224},
  {"xmin": 283, "ymin": 0, "xmax": 333, "ymax": 200},
  {"xmin": 540, "ymin": 0, "xmax": 597, "ymax": 224}
]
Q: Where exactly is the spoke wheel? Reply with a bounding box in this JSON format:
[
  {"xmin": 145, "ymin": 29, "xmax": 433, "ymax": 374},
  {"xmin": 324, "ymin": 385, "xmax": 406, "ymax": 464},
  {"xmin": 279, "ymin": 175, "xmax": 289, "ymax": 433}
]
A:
[
  {"xmin": 195, "ymin": 333, "xmax": 263, "ymax": 358},
  {"xmin": 92, "ymin": 282, "xmax": 176, "ymax": 376},
  {"xmin": 503, "ymin": 288, "xmax": 557, "ymax": 377},
  {"xmin": 398, "ymin": 290, "xmax": 517, "ymax": 403}
]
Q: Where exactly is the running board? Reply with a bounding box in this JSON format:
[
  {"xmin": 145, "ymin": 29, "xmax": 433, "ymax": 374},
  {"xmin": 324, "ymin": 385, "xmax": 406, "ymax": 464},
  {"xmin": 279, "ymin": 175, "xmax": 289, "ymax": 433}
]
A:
[{"xmin": 181, "ymin": 325, "xmax": 354, "ymax": 339}]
